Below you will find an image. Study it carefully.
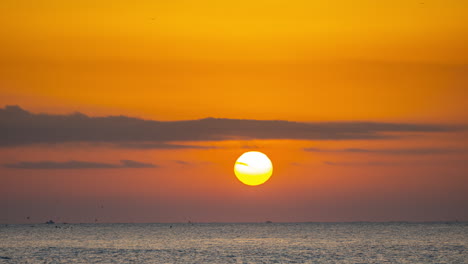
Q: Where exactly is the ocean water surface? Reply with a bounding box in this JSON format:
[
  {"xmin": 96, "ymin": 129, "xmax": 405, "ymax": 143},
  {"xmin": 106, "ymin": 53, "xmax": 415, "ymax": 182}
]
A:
[{"xmin": 0, "ymin": 222, "xmax": 466, "ymax": 263}]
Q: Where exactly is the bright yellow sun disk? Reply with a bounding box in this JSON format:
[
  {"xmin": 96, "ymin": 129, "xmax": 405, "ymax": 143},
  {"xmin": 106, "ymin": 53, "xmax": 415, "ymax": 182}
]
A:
[{"xmin": 234, "ymin": 151, "xmax": 273, "ymax": 186}]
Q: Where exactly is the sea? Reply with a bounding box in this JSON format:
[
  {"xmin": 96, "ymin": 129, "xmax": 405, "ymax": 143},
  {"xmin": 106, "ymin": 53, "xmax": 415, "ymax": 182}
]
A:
[{"xmin": 0, "ymin": 222, "xmax": 467, "ymax": 263}]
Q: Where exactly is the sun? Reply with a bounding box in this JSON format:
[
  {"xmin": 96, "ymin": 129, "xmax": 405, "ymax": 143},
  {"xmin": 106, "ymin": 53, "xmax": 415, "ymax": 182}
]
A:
[{"xmin": 234, "ymin": 151, "xmax": 273, "ymax": 186}]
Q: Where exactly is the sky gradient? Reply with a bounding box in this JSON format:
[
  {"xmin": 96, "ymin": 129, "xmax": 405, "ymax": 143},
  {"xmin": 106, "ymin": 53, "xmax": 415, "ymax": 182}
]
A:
[{"xmin": 1, "ymin": 0, "xmax": 467, "ymax": 223}]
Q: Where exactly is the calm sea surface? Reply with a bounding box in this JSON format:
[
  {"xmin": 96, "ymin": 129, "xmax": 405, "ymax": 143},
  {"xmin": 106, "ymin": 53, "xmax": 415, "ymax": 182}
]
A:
[{"xmin": 0, "ymin": 223, "xmax": 467, "ymax": 263}]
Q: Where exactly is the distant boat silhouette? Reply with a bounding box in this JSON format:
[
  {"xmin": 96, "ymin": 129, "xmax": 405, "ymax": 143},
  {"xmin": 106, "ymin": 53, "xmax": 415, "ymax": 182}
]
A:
[
  {"xmin": 265, "ymin": 220, "xmax": 273, "ymax": 224},
  {"xmin": 45, "ymin": 220, "xmax": 55, "ymax": 224}
]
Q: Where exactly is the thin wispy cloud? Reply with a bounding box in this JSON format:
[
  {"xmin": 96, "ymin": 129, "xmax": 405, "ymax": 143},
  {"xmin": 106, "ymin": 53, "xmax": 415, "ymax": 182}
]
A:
[
  {"xmin": 305, "ymin": 147, "xmax": 468, "ymax": 155},
  {"xmin": 1, "ymin": 105, "xmax": 464, "ymax": 147},
  {"xmin": 4, "ymin": 160, "xmax": 158, "ymax": 169},
  {"xmin": 323, "ymin": 159, "xmax": 468, "ymax": 167},
  {"xmin": 173, "ymin": 160, "xmax": 190, "ymax": 165},
  {"xmin": 323, "ymin": 161, "xmax": 396, "ymax": 166},
  {"xmin": 115, "ymin": 142, "xmax": 218, "ymax": 150},
  {"xmin": 241, "ymin": 144, "xmax": 261, "ymax": 149}
]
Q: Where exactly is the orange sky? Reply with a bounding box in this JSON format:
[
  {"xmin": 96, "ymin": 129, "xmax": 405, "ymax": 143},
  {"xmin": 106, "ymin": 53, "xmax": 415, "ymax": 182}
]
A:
[{"xmin": 1, "ymin": 0, "xmax": 467, "ymax": 223}]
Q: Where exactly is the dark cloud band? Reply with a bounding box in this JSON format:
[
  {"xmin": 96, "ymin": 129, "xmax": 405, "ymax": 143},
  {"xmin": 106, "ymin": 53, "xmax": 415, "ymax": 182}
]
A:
[
  {"xmin": 114, "ymin": 142, "xmax": 218, "ymax": 150},
  {"xmin": 1, "ymin": 105, "xmax": 463, "ymax": 147},
  {"xmin": 4, "ymin": 160, "xmax": 157, "ymax": 169},
  {"xmin": 305, "ymin": 147, "xmax": 468, "ymax": 155}
]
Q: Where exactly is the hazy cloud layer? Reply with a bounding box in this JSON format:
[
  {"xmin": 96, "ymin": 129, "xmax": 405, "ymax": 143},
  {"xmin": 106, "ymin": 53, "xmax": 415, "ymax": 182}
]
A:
[
  {"xmin": 4, "ymin": 160, "xmax": 157, "ymax": 169},
  {"xmin": 323, "ymin": 160, "xmax": 468, "ymax": 166},
  {"xmin": 305, "ymin": 147, "xmax": 468, "ymax": 155},
  {"xmin": 1, "ymin": 105, "xmax": 463, "ymax": 147},
  {"xmin": 173, "ymin": 160, "xmax": 190, "ymax": 165},
  {"xmin": 115, "ymin": 142, "xmax": 218, "ymax": 150},
  {"xmin": 323, "ymin": 161, "xmax": 398, "ymax": 166},
  {"xmin": 241, "ymin": 144, "xmax": 261, "ymax": 149}
]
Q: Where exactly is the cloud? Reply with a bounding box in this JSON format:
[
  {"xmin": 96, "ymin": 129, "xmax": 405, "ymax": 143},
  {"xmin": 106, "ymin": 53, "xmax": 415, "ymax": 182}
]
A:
[
  {"xmin": 241, "ymin": 144, "xmax": 260, "ymax": 149},
  {"xmin": 323, "ymin": 161, "xmax": 394, "ymax": 166},
  {"xmin": 172, "ymin": 160, "xmax": 217, "ymax": 166},
  {"xmin": 1, "ymin": 105, "xmax": 463, "ymax": 147},
  {"xmin": 290, "ymin": 162, "xmax": 302, "ymax": 166},
  {"xmin": 173, "ymin": 160, "xmax": 190, "ymax": 165},
  {"xmin": 323, "ymin": 159, "xmax": 468, "ymax": 166},
  {"xmin": 305, "ymin": 147, "xmax": 468, "ymax": 155},
  {"xmin": 4, "ymin": 160, "xmax": 157, "ymax": 169},
  {"xmin": 115, "ymin": 142, "xmax": 218, "ymax": 150},
  {"xmin": 118, "ymin": 160, "xmax": 158, "ymax": 168}
]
